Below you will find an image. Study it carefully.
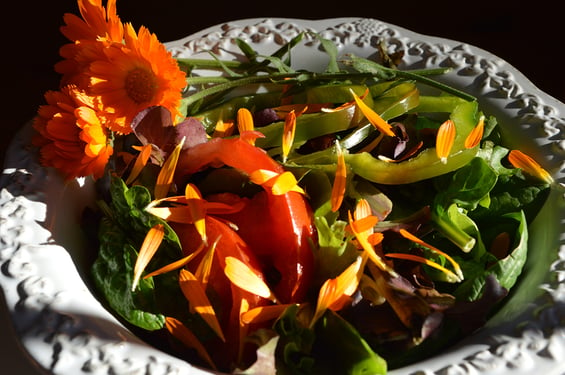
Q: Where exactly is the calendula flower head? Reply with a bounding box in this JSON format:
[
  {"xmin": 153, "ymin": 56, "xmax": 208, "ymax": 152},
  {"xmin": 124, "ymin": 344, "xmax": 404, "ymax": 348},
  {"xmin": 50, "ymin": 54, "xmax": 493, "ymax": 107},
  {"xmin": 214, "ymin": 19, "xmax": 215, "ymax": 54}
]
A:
[
  {"xmin": 33, "ymin": 85, "xmax": 113, "ymax": 180},
  {"xmin": 88, "ymin": 24, "xmax": 187, "ymax": 134}
]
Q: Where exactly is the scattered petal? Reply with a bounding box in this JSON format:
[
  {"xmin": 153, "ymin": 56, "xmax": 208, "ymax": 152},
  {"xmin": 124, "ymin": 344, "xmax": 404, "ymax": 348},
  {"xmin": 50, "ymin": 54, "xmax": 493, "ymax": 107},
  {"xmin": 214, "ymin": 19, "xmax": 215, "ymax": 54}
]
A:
[
  {"xmin": 224, "ymin": 256, "xmax": 275, "ymax": 301},
  {"xmin": 237, "ymin": 108, "xmax": 255, "ymax": 144},
  {"xmin": 282, "ymin": 110, "xmax": 297, "ymax": 162},
  {"xmin": 132, "ymin": 224, "xmax": 165, "ymax": 291},
  {"xmin": 311, "ymin": 256, "xmax": 364, "ymax": 326},
  {"xmin": 399, "ymin": 229, "xmax": 463, "ymax": 281},
  {"xmin": 508, "ymin": 149, "xmax": 554, "ymax": 184},
  {"xmin": 464, "ymin": 115, "xmax": 484, "ymax": 149},
  {"xmin": 331, "ymin": 142, "xmax": 347, "ymax": 212},
  {"xmin": 125, "ymin": 144, "xmax": 152, "ymax": 185},
  {"xmin": 165, "ymin": 317, "xmax": 217, "ymax": 370},
  {"xmin": 155, "ymin": 137, "xmax": 184, "ymax": 199},
  {"xmin": 385, "ymin": 253, "xmax": 461, "ymax": 283},
  {"xmin": 179, "ymin": 269, "xmax": 225, "ymax": 342},
  {"xmin": 436, "ymin": 119, "xmax": 456, "ymax": 164},
  {"xmin": 350, "ymin": 89, "xmax": 395, "ymax": 137},
  {"xmin": 241, "ymin": 304, "xmax": 293, "ymax": 325},
  {"xmin": 143, "ymin": 242, "xmax": 206, "ymax": 279}
]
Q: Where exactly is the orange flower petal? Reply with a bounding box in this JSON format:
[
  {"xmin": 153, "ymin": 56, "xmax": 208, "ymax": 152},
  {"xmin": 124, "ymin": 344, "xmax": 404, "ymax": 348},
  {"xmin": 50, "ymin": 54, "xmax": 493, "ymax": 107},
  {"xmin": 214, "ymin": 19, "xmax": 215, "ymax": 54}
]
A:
[
  {"xmin": 213, "ymin": 118, "xmax": 235, "ymax": 138},
  {"xmin": 282, "ymin": 110, "xmax": 296, "ymax": 162},
  {"xmin": 132, "ymin": 224, "xmax": 165, "ymax": 291},
  {"xmin": 464, "ymin": 115, "xmax": 484, "ymax": 149},
  {"xmin": 179, "ymin": 269, "xmax": 225, "ymax": 342},
  {"xmin": 224, "ymin": 256, "xmax": 275, "ymax": 301},
  {"xmin": 237, "ymin": 108, "xmax": 255, "ymax": 144},
  {"xmin": 155, "ymin": 137, "xmax": 184, "ymax": 199},
  {"xmin": 125, "ymin": 144, "xmax": 152, "ymax": 185},
  {"xmin": 331, "ymin": 142, "xmax": 347, "ymax": 212},
  {"xmin": 351, "ymin": 89, "xmax": 395, "ymax": 137},
  {"xmin": 249, "ymin": 169, "xmax": 305, "ymax": 195},
  {"xmin": 399, "ymin": 229, "xmax": 463, "ymax": 281},
  {"xmin": 241, "ymin": 304, "xmax": 292, "ymax": 325},
  {"xmin": 195, "ymin": 237, "xmax": 220, "ymax": 289},
  {"xmin": 143, "ymin": 242, "xmax": 206, "ymax": 279},
  {"xmin": 311, "ymin": 256, "xmax": 364, "ymax": 326},
  {"xmin": 165, "ymin": 317, "xmax": 217, "ymax": 370},
  {"xmin": 347, "ymin": 208, "xmax": 396, "ymax": 277},
  {"xmin": 436, "ymin": 119, "xmax": 456, "ymax": 164},
  {"xmin": 185, "ymin": 184, "xmax": 207, "ymax": 244},
  {"xmin": 385, "ymin": 252, "xmax": 461, "ymax": 283},
  {"xmin": 508, "ymin": 149, "xmax": 554, "ymax": 184}
]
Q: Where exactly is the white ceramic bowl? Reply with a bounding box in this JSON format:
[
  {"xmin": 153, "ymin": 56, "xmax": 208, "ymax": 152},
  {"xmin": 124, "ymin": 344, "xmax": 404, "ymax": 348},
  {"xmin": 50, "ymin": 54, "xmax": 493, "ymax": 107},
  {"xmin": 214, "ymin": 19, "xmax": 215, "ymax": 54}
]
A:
[{"xmin": 1, "ymin": 18, "xmax": 564, "ymax": 375}]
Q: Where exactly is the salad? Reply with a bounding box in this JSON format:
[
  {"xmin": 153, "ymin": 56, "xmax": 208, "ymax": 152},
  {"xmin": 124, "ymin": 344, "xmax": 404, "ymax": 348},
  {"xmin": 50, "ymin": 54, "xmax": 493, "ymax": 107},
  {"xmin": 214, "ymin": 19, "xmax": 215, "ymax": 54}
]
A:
[{"xmin": 32, "ymin": 1, "xmax": 555, "ymax": 374}]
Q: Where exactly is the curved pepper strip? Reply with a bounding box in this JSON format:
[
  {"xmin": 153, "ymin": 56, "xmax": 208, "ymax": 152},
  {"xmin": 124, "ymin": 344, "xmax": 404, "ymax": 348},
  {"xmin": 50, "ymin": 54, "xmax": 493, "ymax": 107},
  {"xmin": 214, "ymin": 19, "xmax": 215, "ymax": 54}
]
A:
[
  {"xmin": 175, "ymin": 133, "xmax": 316, "ymax": 303},
  {"xmin": 291, "ymin": 100, "xmax": 480, "ymax": 185}
]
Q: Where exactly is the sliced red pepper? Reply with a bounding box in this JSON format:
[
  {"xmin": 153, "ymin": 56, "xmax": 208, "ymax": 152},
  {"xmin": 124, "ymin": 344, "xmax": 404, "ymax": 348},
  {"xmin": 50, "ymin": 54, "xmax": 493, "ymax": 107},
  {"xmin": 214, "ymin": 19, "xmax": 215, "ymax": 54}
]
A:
[
  {"xmin": 175, "ymin": 133, "xmax": 316, "ymax": 303},
  {"xmin": 172, "ymin": 215, "xmax": 269, "ymax": 369}
]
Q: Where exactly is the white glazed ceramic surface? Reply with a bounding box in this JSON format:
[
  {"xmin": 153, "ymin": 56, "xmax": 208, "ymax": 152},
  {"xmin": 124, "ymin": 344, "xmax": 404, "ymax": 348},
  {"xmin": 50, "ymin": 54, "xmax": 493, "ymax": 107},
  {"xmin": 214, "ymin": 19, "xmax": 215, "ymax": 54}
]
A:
[{"xmin": 1, "ymin": 18, "xmax": 564, "ymax": 375}]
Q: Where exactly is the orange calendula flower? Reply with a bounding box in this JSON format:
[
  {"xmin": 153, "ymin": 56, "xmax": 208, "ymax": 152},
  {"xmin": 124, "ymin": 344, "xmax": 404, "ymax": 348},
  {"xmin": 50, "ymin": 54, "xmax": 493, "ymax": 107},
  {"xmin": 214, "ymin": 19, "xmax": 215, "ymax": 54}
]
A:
[
  {"xmin": 88, "ymin": 23, "xmax": 186, "ymax": 134},
  {"xmin": 436, "ymin": 119, "xmax": 456, "ymax": 164},
  {"xmin": 56, "ymin": 0, "xmax": 124, "ymax": 86},
  {"xmin": 33, "ymin": 85, "xmax": 113, "ymax": 180},
  {"xmin": 508, "ymin": 149, "xmax": 554, "ymax": 184}
]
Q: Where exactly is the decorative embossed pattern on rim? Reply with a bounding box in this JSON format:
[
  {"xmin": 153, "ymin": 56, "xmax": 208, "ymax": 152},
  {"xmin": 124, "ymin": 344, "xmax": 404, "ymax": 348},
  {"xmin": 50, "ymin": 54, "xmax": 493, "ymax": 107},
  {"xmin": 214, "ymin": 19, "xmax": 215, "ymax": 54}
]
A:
[{"xmin": 1, "ymin": 18, "xmax": 564, "ymax": 375}]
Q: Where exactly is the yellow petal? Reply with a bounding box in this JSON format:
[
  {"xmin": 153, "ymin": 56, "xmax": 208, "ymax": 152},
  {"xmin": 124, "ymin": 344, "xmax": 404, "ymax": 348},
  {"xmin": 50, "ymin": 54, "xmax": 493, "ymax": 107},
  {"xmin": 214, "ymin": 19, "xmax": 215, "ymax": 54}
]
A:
[
  {"xmin": 186, "ymin": 184, "xmax": 207, "ymax": 244},
  {"xmin": 436, "ymin": 119, "xmax": 456, "ymax": 164},
  {"xmin": 249, "ymin": 169, "xmax": 305, "ymax": 195},
  {"xmin": 213, "ymin": 118, "xmax": 235, "ymax": 138},
  {"xmin": 241, "ymin": 304, "xmax": 292, "ymax": 325},
  {"xmin": 399, "ymin": 228, "xmax": 463, "ymax": 281},
  {"xmin": 331, "ymin": 142, "xmax": 346, "ymax": 212},
  {"xmin": 155, "ymin": 137, "xmax": 185, "ymax": 199},
  {"xmin": 125, "ymin": 144, "xmax": 152, "ymax": 185},
  {"xmin": 347, "ymin": 210, "xmax": 396, "ymax": 277},
  {"xmin": 351, "ymin": 89, "xmax": 395, "ymax": 137},
  {"xmin": 195, "ymin": 236, "xmax": 220, "ymax": 289},
  {"xmin": 165, "ymin": 316, "xmax": 217, "ymax": 370},
  {"xmin": 224, "ymin": 256, "xmax": 275, "ymax": 301},
  {"xmin": 282, "ymin": 110, "xmax": 297, "ymax": 162},
  {"xmin": 271, "ymin": 171, "xmax": 305, "ymax": 195},
  {"xmin": 132, "ymin": 224, "xmax": 165, "ymax": 291},
  {"xmin": 464, "ymin": 115, "xmax": 484, "ymax": 149},
  {"xmin": 143, "ymin": 242, "xmax": 206, "ymax": 279},
  {"xmin": 237, "ymin": 108, "xmax": 255, "ymax": 145},
  {"xmin": 311, "ymin": 256, "xmax": 364, "ymax": 326},
  {"xmin": 385, "ymin": 252, "xmax": 461, "ymax": 283},
  {"xmin": 508, "ymin": 149, "xmax": 554, "ymax": 184},
  {"xmin": 179, "ymin": 269, "xmax": 225, "ymax": 342}
]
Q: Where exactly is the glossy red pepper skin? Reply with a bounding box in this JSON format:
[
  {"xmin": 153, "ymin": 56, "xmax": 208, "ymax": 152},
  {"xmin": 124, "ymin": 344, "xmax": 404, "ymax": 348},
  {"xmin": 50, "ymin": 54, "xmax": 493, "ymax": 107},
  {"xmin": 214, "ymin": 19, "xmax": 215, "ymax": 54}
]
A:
[{"xmin": 175, "ymin": 133, "xmax": 316, "ymax": 303}]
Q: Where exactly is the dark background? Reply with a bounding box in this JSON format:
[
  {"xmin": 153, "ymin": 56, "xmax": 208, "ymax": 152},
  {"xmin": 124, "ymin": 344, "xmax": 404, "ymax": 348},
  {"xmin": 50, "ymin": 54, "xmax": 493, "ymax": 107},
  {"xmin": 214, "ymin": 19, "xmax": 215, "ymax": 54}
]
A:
[
  {"xmin": 2, "ymin": 1, "xmax": 563, "ymax": 168},
  {"xmin": 0, "ymin": 1, "xmax": 563, "ymax": 372}
]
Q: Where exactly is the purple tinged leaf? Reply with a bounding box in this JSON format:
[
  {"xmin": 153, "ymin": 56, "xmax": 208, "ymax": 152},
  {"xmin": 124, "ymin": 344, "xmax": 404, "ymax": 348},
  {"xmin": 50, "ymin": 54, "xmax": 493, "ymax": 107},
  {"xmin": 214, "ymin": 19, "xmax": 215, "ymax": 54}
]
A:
[{"xmin": 130, "ymin": 106, "xmax": 207, "ymax": 163}]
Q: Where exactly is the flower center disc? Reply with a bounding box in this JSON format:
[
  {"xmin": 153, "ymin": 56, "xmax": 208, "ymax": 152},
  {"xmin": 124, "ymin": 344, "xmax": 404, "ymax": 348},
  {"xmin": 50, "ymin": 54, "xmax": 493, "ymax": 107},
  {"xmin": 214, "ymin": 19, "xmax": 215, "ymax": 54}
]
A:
[{"xmin": 125, "ymin": 67, "xmax": 157, "ymax": 104}]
